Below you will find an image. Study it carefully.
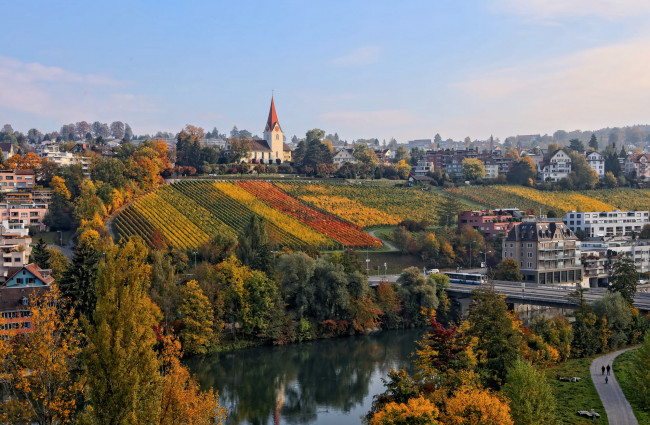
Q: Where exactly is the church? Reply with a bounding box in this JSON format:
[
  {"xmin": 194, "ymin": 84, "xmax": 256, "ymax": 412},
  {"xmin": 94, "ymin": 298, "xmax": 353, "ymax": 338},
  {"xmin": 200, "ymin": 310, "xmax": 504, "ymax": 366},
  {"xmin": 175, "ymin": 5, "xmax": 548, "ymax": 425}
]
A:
[{"xmin": 229, "ymin": 97, "xmax": 292, "ymax": 164}]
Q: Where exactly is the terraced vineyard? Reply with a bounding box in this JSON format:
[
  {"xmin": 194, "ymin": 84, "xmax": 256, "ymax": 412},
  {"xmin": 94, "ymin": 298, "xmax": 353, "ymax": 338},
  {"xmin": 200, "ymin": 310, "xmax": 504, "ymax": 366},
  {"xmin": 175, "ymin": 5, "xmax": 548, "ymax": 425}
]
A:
[{"xmin": 113, "ymin": 180, "xmax": 650, "ymax": 251}]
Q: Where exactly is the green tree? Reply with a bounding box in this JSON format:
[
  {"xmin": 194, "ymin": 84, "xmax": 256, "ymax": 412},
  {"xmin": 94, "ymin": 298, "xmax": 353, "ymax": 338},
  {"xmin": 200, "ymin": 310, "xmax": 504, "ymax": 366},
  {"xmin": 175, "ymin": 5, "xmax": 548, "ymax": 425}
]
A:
[
  {"xmin": 507, "ymin": 157, "xmax": 536, "ymax": 185},
  {"xmin": 437, "ymin": 195, "xmax": 463, "ymax": 228},
  {"xmin": 392, "ymin": 226, "xmax": 414, "ymax": 254},
  {"xmin": 82, "ymin": 238, "xmax": 162, "ymax": 425},
  {"xmin": 461, "ymin": 157, "xmax": 485, "ymax": 181},
  {"xmin": 148, "ymin": 250, "xmax": 180, "ymax": 325},
  {"xmin": 570, "ymin": 288, "xmax": 608, "ymax": 357},
  {"xmin": 277, "ymin": 252, "xmax": 316, "ymax": 319},
  {"xmin": 608, "ymin": 255, "xmax": 638, "ymax": 305},
  {"xmin": 630, "ymin": 332, "xmax": 650, "ymax": 409},
  {"xmin": 502, "ymin": 358, "xmax": 557, "ymax": 425},
  {"xmin": 568, "ymin": 138, "xmax": 585, "ymax": 153},
  {"xmin": 592, "ymin": 292, "xmax": 633, "ymax": 350},
  {"xmin": 567, "ymin": 151, "xmax": 598, "ymax": 190},
  {"xmin": 59, "ymin": 233, "xmax": 102, "ymax": 321},
  {"xmin": 589, "ymin": 134, "xmax": 599, "ymax": 151},
  {"xmin": 29, "ymin": 237, "xmax": 50, "ymax": 268},
  {"xmin": 466, "ymin": 286, "xmax": 523, "ymax": 389},
  {"xmin": 179, "ymin": 280, "xmax": 215, "ymax": 355},
  {"xmin": 237, "ymin": 214, "xmax": 273, "ymax": 274},
  {"xmin": 397, "ymin": 267, "xmax": 438, "ymax": 326},
  {"xmin": 494, "ymin": 258, "xmax": 523, "ymax": 282}
]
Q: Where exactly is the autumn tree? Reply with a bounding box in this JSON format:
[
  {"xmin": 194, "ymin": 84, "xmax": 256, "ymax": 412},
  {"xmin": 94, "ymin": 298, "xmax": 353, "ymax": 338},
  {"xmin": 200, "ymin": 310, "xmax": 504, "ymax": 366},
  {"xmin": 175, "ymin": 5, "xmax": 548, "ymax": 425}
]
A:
[
  {"xmin": 442, "ymin": 386, "xmax": 513, "ymax": 425},
  {"xmin": 570, "ymin": 288, "xmax": 608, "ymax": 357},
  {"xmin": 82, "ymin": 238, "xmax": 162, "ymax": 424},
  {"xmin": 370, "ymin": 396, "xmax": 442, "ymax": 425},
  {"xmin": 507, "ymin": 157, "xmax": 536, "ymax": 185},
  {"xmin": 45, "ymin": 176, "xmax": 73, "ymax": 231},
  {"xmin": 502, "ymin": 358, "xmax": 557, "ymax": 425},
  {"xmin": 0, "ymin": 287, "xmax": 83, "ymax": 425},
  {"xmin": 179, "ymin": 280, "xmax": 215, "ymax": 355},
  {"xmin": 159, "ymin": 334, "xmax": 227, "ymax": 425},
  {"xmin": 394, "ymin": 160, "xmax": 411, "ymax": 179},
  {"xmin": 461, "ymin": 158, "xmax": 485, "ymax": 182},
  {"xmin": 375, "ymin": 282, "xmax": 402, "ymax": 329}
]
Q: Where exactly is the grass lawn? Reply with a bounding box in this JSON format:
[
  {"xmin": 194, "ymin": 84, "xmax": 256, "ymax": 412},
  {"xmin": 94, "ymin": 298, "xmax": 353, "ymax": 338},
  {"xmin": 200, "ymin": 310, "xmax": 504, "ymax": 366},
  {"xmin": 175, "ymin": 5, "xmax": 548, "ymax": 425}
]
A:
[
  {"xmin": 544, "ymin": 357, "xmax": 608, "ymax": 424},
  {"xmin": 31, "ymin": 230, "xmax": 75, "ymax": 246},
  {"xmin": 366, "ymin": 251, "xmax": 426, "ymax": 275},
  {"xmin": 613, "ymin": 349, "xmax": 650, "ymax": 424}
]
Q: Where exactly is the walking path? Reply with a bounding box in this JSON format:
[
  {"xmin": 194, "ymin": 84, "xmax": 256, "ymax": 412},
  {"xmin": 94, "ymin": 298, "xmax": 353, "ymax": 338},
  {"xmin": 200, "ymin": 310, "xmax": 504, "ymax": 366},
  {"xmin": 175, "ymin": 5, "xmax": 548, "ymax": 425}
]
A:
[
  {"xmin": 368, "ymin": 229, "xmax": 397, "ymax": 252},
  {"xmin": 590, "ymin": 347, "xmax": 638, "ymax": 425}
]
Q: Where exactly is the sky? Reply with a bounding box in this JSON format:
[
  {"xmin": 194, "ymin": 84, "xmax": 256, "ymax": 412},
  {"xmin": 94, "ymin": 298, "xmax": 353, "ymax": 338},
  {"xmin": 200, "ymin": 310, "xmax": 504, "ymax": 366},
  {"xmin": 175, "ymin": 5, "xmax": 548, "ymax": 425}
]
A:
[{"xmin": 1, "ymin": 0, "xmax": 650, "ymax": 143}]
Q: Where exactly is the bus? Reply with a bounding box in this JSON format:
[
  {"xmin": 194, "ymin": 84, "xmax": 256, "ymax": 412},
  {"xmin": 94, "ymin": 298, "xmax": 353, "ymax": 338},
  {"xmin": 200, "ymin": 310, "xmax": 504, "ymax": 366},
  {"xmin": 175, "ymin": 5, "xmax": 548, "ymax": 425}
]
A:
[{"xmin": 444, "ymin": 272, "xmax": 487, "ymax": 285}]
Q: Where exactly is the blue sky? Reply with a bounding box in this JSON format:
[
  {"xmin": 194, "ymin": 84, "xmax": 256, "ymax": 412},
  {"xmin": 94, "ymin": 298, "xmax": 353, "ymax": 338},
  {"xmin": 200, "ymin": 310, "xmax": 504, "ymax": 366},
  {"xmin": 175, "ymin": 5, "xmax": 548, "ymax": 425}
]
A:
[{"xmin": 1, "ymin": 0, "xmax": 650, "ymax": 142}]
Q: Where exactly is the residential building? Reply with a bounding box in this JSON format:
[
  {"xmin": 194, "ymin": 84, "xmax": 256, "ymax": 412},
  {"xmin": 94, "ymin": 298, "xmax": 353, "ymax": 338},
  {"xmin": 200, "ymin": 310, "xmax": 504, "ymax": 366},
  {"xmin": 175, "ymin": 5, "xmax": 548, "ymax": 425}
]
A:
[
  {"xmin": 333, "ymin": 148, "xmax": 356, "ymax": 165},
  {"xmin": 0, "ymin": 143, "xmax": 17, "ymax": 161},
  {"xmin": 0, "ymin": 169, "xmax": 35, "ymax": 192},
  {"xmin": 413, "ymin": 159, "xmax": 433, "ymax": 176},
  {"xmin": 582, "ymin": 237, "xmax": 650, "ymax": 286},
  {"xmin": 0, "ymin": 203, "xmax": 48, "ymax": 231},
  {"xmin": 585, "ymin": 151, "xmax": 605, "ymax": 179},
  {"xmin": 502, "ymin": 220, "xmax": 583, "ymax": 285},
  {"xmin": 374, "ymin": 148, "xmax": 392, "ymax": 163},
  {"xmin": 563, "ymin": 210, "xmax": 649, "ymax": 238},
  {"xmin": 40, "ymin": 145, "xmax": 91, "ymax": 177},
  {"xmin": 408, "ymin": 139, "xmax": 433, "ymax": 150},
  {"xmin": 458, "ymin": 209, "xmax": 523, "ymax": 239},
  {"xmin": 624, "ymin": 153, "xmax": 650, "ymax": 180},
  {"xmin": 483, "ymin": 161, "xmax": 499, "ymax": 179},
  {"xmin": 0, "ymin": 264, "xmax": 53, "ymax": 337},
  {"xmin": 0, "ymin": 223, "xmax": 32, "ymax": 280},
  {"xmin": 538, "ymin": 150, "xmax": 572, "ymax": 182}
]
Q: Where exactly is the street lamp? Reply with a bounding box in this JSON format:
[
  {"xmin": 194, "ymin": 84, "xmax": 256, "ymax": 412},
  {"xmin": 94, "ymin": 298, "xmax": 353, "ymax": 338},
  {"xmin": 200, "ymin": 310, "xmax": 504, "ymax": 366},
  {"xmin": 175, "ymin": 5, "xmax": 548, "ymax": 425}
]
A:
[
  {"xmin": 366, "ymin": 246, "xmax": 370, "ymax": 273},
  {"xmin": 384, "ymin": 262, "xmax": 387, "ymax": 277},
  {"xmin": 193, "ymin": 251, "xmax": 197, "ymax": 268},
  {"xmin": 58, "ymin": 230, "xmax": 63, "ymax": 246}
]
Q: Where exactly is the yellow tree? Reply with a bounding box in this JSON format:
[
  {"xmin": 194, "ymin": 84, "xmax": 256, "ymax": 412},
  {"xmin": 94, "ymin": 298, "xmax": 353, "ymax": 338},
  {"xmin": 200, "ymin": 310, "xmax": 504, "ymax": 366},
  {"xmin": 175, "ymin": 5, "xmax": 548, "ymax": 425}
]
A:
[
  {"xmin": 442, "ymin": 386, "xmax": 513, "ymax": 425},
  {"xmin": 395, "ymin": 160, "xmax": 411, "ymax": 179},
  {"xmin": 370, "ymin": 396, "xmax": 442, "ymax": 425},
  {"xmin": 159, "ymin": 334, "xmax": 226, "ymax": 425},
  {"xmin": 82, "ymin": 237, "xmax": 162, "ymax": 424},
  {"xmin": 0, "ymin": 286, "xmax": 83, "ymax": 425},
  {"xmin": 179, "ymin": 280, "xmax": 215, "ymax": 355},
  {"xmin": 51, "ymin": 175, "xmax": 71, "ymax": 200}
]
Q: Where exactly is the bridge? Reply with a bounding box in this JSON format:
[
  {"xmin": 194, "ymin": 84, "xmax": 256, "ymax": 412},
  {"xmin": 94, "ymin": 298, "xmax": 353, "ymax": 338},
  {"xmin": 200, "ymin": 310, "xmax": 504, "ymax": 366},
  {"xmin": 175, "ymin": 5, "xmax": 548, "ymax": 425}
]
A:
[{"xmin": 368, "ymin": 275, "xmax": 650, "ymax": 315}]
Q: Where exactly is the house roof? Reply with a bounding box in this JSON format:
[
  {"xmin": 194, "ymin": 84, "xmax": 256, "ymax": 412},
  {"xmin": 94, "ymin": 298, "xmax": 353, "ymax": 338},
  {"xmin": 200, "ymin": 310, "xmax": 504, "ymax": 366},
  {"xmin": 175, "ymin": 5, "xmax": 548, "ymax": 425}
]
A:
[
  {"xmin": 0, "ymin": 143, "xmax": 14, "ymax": 152},
  {"xmin": 505, "ymin": 221, "xmax": 577, "ymax": 242},
  {"xmin": 248, "ymin": 140, "xmax": 272, "ymax": 153},
  {"xmin": 0, "ymin": 286, "xmax": 49, "ymax": 312},
  {"xmin": 4, "ymin": 263, "xmax": 54, "ymax": 286},
  {"xmin": 265, "ymin": 97, "xmax": 282, "ymax": 132},
  {"xmin": 283, "ymin": 143, "xmax": 291, "ymax": 152}
]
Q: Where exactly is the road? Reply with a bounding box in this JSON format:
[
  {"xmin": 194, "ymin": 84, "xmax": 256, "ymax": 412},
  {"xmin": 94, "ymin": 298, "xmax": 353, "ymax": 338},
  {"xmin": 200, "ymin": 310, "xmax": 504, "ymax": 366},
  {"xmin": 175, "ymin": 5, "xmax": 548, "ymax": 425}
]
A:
[
  {"xmin": 590, "ymin": 348, "xmax": 639, "ymax": 425},
  {"xmin": 367, "ymin": 274, "xmax": 650, "ymax": 311}
]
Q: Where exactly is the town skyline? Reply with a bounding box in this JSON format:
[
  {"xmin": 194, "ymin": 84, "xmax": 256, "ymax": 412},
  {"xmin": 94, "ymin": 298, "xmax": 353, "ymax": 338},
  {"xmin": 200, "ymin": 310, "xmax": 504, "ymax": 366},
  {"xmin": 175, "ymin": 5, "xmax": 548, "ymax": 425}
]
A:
[{"xmin": 2, "ymin": 1, "xmax": 650, "ymax": 142}]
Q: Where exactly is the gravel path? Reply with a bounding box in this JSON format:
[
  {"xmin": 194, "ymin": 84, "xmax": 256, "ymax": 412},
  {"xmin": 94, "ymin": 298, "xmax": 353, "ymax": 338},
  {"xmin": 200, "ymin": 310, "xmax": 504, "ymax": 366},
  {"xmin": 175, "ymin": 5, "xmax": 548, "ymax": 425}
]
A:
[
  {"xmin": 590, "ymin": 347, "xmax": 639, "ymax": 425},
  {"xmin": 368, "ymin": 229, "xmax": 397, "ymax": 251}
]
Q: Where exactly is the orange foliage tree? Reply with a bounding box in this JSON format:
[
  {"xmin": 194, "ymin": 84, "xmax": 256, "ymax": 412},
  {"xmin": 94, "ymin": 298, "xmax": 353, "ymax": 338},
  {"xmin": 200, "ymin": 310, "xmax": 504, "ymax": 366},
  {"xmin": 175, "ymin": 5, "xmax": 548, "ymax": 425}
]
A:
[
  {"xmin": 441, "ymin": 386, "xmax": 513, "ymax": 425},
  {"xmin": 370, "ymin": 396, "xmax": 442, "ymax": 425}
]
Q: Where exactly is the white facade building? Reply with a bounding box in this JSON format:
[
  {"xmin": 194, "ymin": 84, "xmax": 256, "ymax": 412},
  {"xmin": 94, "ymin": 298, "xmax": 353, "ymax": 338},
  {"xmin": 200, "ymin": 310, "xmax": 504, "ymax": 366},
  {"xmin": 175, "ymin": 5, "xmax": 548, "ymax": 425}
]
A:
[
  {"xmin": 539, "ymin": 150, "xmax": 572, "ymax": 182},
  {"xmin": 413, "ymin": 159, "xmax": 433, "ymax": 176},
  {"xmin": 563, "ymin": 210, "xmax": 650, "ymax": 238},
  {"xmin": 333, "ymin": 148, "xmax": 356, "ymax": 165},
  {"xmin": 585, "ymin": 151, "xmax": 605, "ymax": 179},
  {"xmin": 483, "ymin": 162, "xmax": 499, "ymax": 179}
]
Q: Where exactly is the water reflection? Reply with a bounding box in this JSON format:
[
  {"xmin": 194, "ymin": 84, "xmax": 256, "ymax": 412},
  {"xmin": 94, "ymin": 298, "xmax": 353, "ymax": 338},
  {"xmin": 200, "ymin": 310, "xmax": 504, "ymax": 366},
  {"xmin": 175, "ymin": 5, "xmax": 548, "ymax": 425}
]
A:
[{"xmin": 186, "ymin": 329, "xmax": 425, "ymax": 425}]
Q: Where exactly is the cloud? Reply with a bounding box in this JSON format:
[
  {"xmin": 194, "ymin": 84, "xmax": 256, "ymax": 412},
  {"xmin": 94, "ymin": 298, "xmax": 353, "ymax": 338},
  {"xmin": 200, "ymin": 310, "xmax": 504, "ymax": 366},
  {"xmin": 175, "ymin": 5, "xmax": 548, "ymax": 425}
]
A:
[
  {"xmin": 331, "ymin": 46, "xmax": 380, "ymax": 67},
  {"xmin": 0, "ymin": 55, "xmax": 158, "ymax": 130},
  {"xmin": 492, "ymin": 0, "xmax": 650, "ymax": 20},
  {"xmin": 447, "ymin": 33, "xmax": 650, "ymax": 137}
]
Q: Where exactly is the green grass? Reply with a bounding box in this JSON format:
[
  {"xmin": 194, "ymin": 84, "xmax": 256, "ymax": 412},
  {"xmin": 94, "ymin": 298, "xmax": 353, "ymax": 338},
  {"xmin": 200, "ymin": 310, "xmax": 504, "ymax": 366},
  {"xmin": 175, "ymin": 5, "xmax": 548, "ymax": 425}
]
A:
[
  {"xmin": 30, "ymin": 230, "xmax": 75, "ymax": 246},
  {"xmin": 365, "ymin": 251, "xmax": 426, "ymax": 275},
  {"xmin": 544, "ymin": 357, "xmax": 608, "ymax": 424},
  {"xmin": 613, "ymin": 349, "xmax": 650, "ymax": 424}
]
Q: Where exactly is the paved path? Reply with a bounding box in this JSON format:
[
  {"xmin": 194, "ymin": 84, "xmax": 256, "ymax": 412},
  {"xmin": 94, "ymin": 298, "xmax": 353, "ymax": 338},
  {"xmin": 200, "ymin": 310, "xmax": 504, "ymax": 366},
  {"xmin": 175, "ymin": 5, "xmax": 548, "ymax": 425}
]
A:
[
  {"xmin": 590, "ymin": 347, "xmax": 638, "ymax": 425},
  {"xmin": 368, "ymin": 229, "xmax": 397, "ymax": 251}
]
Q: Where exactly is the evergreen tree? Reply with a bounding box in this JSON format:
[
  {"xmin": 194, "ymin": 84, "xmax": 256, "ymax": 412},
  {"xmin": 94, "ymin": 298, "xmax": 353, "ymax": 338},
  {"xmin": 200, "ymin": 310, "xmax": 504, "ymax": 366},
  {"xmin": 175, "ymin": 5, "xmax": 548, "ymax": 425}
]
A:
[
  {"xmin": 437, "ymin": 195, "xmax": 463, "ymax": 228},
  {"xmin": 609, "ymin": 255, "xmax": 638, "ymax": 305},
  {"xmin": 466, "ymin": 286, "xmax": 523, "ymax": 389},
  {"xmin": 59, "ymin": 234, "xmax": 101, "ymax": 321},
  {"xmin": 503, "ymin": 358, "xmax": 557, "ymax": 425},
  {"xmin": 82, "ymin": 238, "xmax": 161, "ymax": 424},
  {"xmin": 237, "ymin": 214, "xmax": 273, "ymax": 273},
  {"xmin": 29, "ymin": 237, "xmax": 51, "ymax": 268},
  {"xmin": 589, "ymin": 134, "xmax": 599, "ymax": 150}
]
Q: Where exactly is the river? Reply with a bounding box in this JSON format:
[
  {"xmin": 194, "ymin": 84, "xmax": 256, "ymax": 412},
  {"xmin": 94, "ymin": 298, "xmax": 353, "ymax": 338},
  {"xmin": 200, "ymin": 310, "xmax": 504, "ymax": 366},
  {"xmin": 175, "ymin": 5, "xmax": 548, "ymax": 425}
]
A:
[{"xmin": 186, "ymin": 328, "xmax": 427, "ymax": 425}]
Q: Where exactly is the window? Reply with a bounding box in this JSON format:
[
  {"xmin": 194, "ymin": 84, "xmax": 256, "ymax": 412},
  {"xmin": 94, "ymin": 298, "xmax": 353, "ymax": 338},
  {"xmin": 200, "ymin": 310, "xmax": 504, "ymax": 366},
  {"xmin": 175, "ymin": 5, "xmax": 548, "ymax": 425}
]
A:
[
  {"xmin": 527, "ymin": 262, "xmax": 532, "ymax": 268},
  {"xmin": 527, "ymin": 252, "xmax": 533, "ymax": 258},
  {"xmin": 276, "ymin": 134, "xmax": 279, "ymax": 140}
]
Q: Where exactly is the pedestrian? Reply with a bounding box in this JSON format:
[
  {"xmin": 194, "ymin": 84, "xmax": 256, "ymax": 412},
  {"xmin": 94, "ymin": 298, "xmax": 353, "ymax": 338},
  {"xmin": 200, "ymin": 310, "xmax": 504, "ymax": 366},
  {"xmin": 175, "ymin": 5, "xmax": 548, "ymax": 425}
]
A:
[
  {"xmin": 606, "ymin": 364, "xmax": 611, "ymax": 375},
  {"xmin": 601, "ymin": 365, "xmax": 605, "ymax": 375},
  {"xmin": 605, "ymin": 376, "xmax": 608, "ymax": 384}
]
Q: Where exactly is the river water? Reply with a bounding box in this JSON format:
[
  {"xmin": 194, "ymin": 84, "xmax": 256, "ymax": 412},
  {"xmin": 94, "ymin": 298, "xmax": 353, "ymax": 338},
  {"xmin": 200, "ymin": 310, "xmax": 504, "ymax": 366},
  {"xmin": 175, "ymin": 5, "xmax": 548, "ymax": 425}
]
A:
[{"xmin": 187, "ymin": 328, "xmax": 427, "ymax": 425}]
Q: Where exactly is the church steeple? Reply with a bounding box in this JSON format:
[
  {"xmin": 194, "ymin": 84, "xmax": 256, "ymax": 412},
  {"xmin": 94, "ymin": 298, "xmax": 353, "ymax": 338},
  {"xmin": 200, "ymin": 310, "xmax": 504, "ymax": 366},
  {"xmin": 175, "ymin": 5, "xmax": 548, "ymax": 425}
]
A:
[{"xmin": 265, "ymin": 97, "xmax": 282, "ymax": 132}]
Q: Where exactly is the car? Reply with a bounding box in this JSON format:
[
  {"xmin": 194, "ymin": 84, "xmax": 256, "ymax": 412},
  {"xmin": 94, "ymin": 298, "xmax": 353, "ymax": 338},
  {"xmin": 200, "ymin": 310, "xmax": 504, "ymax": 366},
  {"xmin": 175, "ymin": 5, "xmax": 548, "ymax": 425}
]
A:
[{"xmin": 424, "ymin": 269, "xmax": 440, "ymax": 275}]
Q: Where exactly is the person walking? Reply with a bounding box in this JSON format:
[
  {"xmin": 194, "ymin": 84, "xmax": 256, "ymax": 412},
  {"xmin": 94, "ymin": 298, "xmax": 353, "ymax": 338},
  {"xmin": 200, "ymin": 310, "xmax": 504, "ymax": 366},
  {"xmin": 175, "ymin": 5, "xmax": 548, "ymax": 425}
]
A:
[
  {"xmin": 605, "ymin": 376, "xmax": 608, "ymax": 384},
  {"xmin": 606, "ymin": 364, "xmax": 611, "ymax": 375},
  {"xmin": 601, "ymin": 365, "xmax": 605, "ymax": 375}
]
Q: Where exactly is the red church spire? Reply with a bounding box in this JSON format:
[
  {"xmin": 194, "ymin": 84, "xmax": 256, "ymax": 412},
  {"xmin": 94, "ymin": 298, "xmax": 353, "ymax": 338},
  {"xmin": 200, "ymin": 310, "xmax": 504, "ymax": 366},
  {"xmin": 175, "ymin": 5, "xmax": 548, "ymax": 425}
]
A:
[{"xmin": 266, "ymin": 96, "xmax": 281, "ymax": 132}]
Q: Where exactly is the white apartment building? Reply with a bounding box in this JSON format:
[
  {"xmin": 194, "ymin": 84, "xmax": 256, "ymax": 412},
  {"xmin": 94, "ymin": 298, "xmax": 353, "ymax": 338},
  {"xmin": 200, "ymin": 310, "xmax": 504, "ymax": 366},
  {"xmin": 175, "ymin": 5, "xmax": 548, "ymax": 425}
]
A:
[
  {"xmin": 563, "ymin": 210, "xmax": 650, "ymax": 238},
  {"xmin": 0, "ymin": 221, "xmax": 32, "ymax": 280},
  {"xmin": 585, "ymin": 151, "xmax": 605, "ymax": 179},
  {"xmin": 413, "ymin": 159, "xmax": 433, "ymax": 176},
  {"xmin": 539, "ymin": 150, "xmax": 572, "ymax": 182},
  {"xmin": 483, "ymin": 162, "xmax": 499, "ymax": 179},
  {"xmin": 40, "ymin": 144, "xmax": 90, "ymax": 178}
]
